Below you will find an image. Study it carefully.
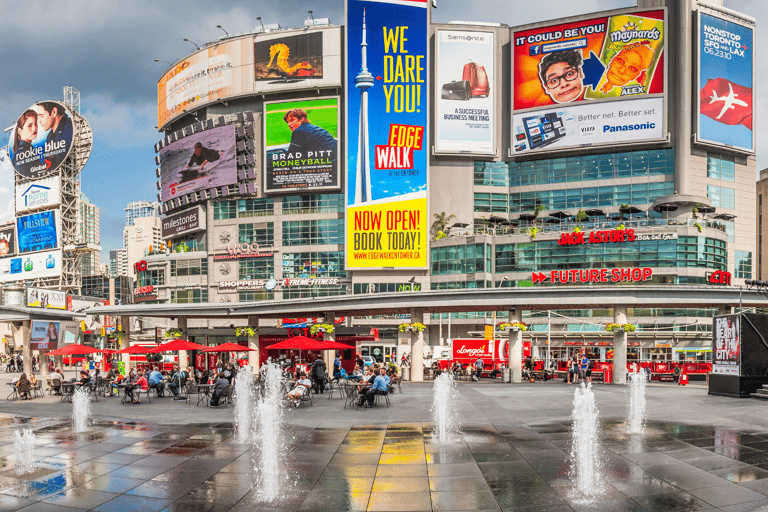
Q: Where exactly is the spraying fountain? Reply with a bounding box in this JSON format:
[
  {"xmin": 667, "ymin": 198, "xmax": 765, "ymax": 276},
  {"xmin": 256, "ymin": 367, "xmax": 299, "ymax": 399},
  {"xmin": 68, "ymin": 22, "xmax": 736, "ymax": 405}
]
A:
[
  {"xmin": 627, "ymin": 369, "xmax": 646, "ymax": 434},
  {"xmin": 234, "ymin": 365, "xmax": 254, "ymax": 444},
  {"xmin": 432, "ymin": 372, "xmax": 459, "ymax": 442},
  {"xmin": 253, "ymin": 362, "xmax": 287, "ymax": 502},
  {"xmin": 569, "ymin": 383, "xmax": 603, "ymax": 498},
  {"xmin": 72, "ymin": 387, "xmax": 91, "ymax": 433},
  {"xmin": 14, "ymin": 429, "xmax": 35, "ymax": 475}
]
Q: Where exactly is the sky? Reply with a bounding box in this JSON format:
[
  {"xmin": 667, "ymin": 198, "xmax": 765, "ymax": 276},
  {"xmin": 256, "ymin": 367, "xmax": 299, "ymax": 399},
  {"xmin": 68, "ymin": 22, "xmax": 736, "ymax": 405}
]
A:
[{"xmin": 0, "ymin": 0, "xmax": 764, "ymax": 263}]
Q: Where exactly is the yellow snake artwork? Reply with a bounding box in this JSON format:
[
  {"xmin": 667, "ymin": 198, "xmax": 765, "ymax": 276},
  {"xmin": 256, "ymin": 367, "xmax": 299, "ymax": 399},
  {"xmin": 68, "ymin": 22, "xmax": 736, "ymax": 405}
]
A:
[{"xmin": 267, "ymin": 44, "xmax": 317, "ymax": 76}]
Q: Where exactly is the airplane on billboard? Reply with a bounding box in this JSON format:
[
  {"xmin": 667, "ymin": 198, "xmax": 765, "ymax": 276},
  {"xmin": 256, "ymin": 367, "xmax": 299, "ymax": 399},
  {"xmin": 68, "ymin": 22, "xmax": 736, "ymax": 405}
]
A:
[{"xmin": 708, "ymin": 81, "xmax": 749, "ymax": 120}]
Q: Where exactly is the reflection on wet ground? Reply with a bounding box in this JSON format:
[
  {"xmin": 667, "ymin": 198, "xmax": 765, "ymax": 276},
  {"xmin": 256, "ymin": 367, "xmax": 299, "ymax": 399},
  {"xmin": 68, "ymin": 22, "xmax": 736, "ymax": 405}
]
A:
[{"xmin": 0, "ymin": 415, "xmax": 768, "ymax": 510}]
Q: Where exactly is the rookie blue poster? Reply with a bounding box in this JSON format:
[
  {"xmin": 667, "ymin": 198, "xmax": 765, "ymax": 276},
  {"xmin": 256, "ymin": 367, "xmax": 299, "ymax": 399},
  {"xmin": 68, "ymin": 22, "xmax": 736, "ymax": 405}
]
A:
[
  {"xmin": 16, "ymin": 211, "xmax": 58, "ymax": 254},
  {"xmin": 346, "ymin": 0, "xmax": 429, "ymax": 269},
  {"xmin": 698, "ymin": 12, "xmax": 753, "ymax": 152}
]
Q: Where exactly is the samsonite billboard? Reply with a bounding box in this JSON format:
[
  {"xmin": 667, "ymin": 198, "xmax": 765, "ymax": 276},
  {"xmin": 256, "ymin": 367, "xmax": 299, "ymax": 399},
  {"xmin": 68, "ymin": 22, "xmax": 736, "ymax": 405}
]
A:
[{"xmin": 696, "ymin": 11, "xmax": 754, "ymax": 153}]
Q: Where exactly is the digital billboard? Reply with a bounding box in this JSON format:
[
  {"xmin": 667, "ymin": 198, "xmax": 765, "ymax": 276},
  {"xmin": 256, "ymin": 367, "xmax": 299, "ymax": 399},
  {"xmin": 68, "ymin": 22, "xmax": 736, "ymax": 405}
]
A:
[
  {"xmin": 26, "ymin": 287, "xmax": 66, "ymax": 310},
  {"xmin": 713, "ymin": 315, "xmax": 740, "ymax": 375},
  {"xmin": 158, "ymin": 125, "xmax": 237, "ymax": 202},
  {"xmin": 16, "ymin": 210, "xmax": 59, "ymax": 254},
  {"xmin": 8, "ymin": 101, "xmax": 75, "ymax": 179},
  {"xmin": 264, "ymin": 98, "xmax": 339, "ymax": 193},
  {"xmin": 435, "ymin": 30, "xmax": 495, "ymax": 155},
  {"xmin": 346, "ymin": 0, "xmax": 428, "ymax": 270},
  {"xmin": 157, "ymin": 38, "xmax": 254, "ymax": 129},
  {"xmin": 0, "ymin": 225, "xmax": 15, "ymax": 257},
  {"xmin": 696, "ymin": 12, "xmax": 753, "ymax": 153},
  {"xmin": 513, "ymin": 10, "xmax": 664, "ymax": 110},
  {"xmin": 0, "ymin": 250, "xmax": 61, "ymax": 283},
  {"xmin": 15, "ymin": 176, "xmax": 60, "ymax": 213},
  {"xmin": 30, "ymin": 320, "xmax": 60, "ymax": 351},
  {"xmin": 255, "ymin": 32, "xmax": 323, "ymax": 80},
  {"xmin": 512, "ymin": 97, "xmax": 663, "ymax": 154}
]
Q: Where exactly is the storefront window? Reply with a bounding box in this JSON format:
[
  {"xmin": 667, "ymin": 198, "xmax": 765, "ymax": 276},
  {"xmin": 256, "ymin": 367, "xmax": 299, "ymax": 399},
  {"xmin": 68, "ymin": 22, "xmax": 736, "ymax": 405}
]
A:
[
  {"xmin": 170, "ymin": 259, "xmax": 207, "ymax": 276},
  {"xmin": 282, "ymin": 219, "xmax": 344, "ymax": 246},
  {"xmin": 238, "ymin": 222, "xmax": 274, "ymax": 246},
  {"xmin": 136, "ymin": 269, "xmax": 164, "ymax": 287},
  {"xmin": 238, "ymin": 198, "xmax": 274, "ymax": 217},
  {"xmin": 707, "ymin": 155, "xmax": 736, "ymax": 181},
  {"xmin": 503, "ymin": 181, "xmax": 675, "ymax": 212},
  {"xmin": 238, "ymin": 291, "xmax": 274, "ymax": 302},
  {"xmin": 282, "ymin": 194, "xmax": 344, "ymax": 214},
  {"xmin": 707, "ymin": 185, "xmax": 736, "ymax": 209},
  {"xmin": 213, "ymin": 200, "xmax": 236, "ymax": 220},
  {"xmin": 171, "ymin": 289, "xmax": 207, "ymax": 303},
  {"xmin": 281, "ymin": 252, "xmax": 345, "ymax": 278},
  {"xmin": 736, "ymin": 251, "xmax": 752, "ymax": 279},
  {"xmin": 431, "ymin": 244, "xmax": 489, "ymax": 275},
  {"xmin": 239, "ymin": 258, "xmax": 275, "ymax": 280}
]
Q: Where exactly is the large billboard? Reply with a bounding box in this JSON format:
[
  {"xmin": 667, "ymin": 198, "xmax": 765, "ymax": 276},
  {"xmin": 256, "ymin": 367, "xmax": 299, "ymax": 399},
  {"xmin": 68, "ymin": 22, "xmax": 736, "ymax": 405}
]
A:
[
  {"xmin": 0, "ymin": 250, "xmax": 62, "ymax": 283},
  {"xmin": 264, "ymin": 98, "xmax": 340, "ymax": 193},
  {"xmin": 157, "ymin": 29, "xmax": 342, "ymax": 130},
  {"xmin": 346, "ymin": 0, "xmax": 428, "ymax": 269},
  {"xmin": 15, "ymin": 176, "xmax": 60, "ymax": 213},
  {"xmin": 26, "ymin": 287, "xmax": 66, "ymax": 310},
  {"xmin": 30, "ymin": 320, "xmax": 60, "ymax": 351},
  {"xmin": 696, "ymin": 12, "xmax": 753, "ymax": 153},
  {"xmin": 713, "ymin": 315, "xmax": 740, "ymax": 375},
  {"xmin": 512, "ymin": 9, "xmax": 665, "ymax": 153},
  {"xmin": 8, "ymin": 101, "xmax": 75, "ymax": 179},
  {"xmin": 435, "ymin": 30, "xmax": 495, "ymax": 155},
  {"xmin": 0, "ymin": 225, "xmax": 15, "ymax": 257},
  {"xmin": 158, "ymin": 125, "xmax": 237, "ymax": 202},
  {"xmin": 162, "ymin": 205, "xmax": 206, "ymax": 239},
  {"xmin": 16, "ymin": 210, "xmax": 59, "ymax": 254}
]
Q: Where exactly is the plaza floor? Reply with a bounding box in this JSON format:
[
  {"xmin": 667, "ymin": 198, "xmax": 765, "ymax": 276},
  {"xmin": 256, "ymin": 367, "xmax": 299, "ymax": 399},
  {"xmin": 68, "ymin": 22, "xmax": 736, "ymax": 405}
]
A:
[{"xmin": 0, "ymin": 374, "xmax": 766, "ymax": 511}]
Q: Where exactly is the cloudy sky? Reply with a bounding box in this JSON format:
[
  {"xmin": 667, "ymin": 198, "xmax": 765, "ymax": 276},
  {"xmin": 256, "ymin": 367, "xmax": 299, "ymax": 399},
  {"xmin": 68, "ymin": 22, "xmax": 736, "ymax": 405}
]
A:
[{"xmin": 0, "ymin": 0, "xmax": 763, "ymax": 261}]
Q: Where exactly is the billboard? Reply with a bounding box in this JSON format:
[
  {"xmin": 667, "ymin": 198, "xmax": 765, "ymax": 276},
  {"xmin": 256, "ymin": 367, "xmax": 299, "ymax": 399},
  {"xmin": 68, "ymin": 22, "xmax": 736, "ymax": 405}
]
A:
[
  {"xmin": 0, "ymin": 225, "xmax": 15, "ymax": 257},
  {"xmin": 513, "ymin": 10, "xmax": 664, "ymax": 110},
  {"xmin": 264, "ymin": 98, "xmax": 340, "ymax": 193},
  {"xmin": 30, "ymin": 320, "xmax": 60, "ymax": 351},
  {"xmin": 16, "ymin": 210, "xmax": 59, "ymax": 254},
  {"xmin": 26, "ymin": 287, "xmax": 66, "ymax": 310},
  {"xmin": 158, "ymin": 124, "xmax": 237, "ymax": 202},
  {"xmin": 15, "ymin": 176, "xmax": 60, "ymax": 213},
  {"xmin": 8, "ymin": 101, "xmax": 75, "ymax": 179},
  {"xmin": 255, "ymin": 32, "xmax": 323, "ymax": 80},
  {"xmin": 713, "ymin": 315, "xmax": 740, "ymax": 375},
  {"xmin": 0, "ymin": 250, "xmax": 61, "ymax": 283},
  {"xmin": 435, "ymin": 30, "xmax": 495, "ymax": 154},
  {"xmin": 512, "ymin": 97, "xmax": 663, "ymax": 154},
  {"xmin": 157, "ymin": 38, "xmax": 254, "ymax": 129},
  {"xmin": 696, "ymin": 12, "xmax": 753, "ymax": 153},
  {"xmin": 162, "ymin": 205, "xmax": 206, "ymax": 239},
  {"xmin": 346, "ymin": 0, "xmax": 428, "ymax": 269}
]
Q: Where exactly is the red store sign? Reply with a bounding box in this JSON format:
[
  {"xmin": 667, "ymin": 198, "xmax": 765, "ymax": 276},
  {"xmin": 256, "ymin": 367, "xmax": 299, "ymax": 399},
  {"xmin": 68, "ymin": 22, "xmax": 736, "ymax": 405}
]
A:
[
  {"xmin": 133, "ymin": 260, "xmax": 147, "ymax": 273},
  {"xmin": 559, "ymin": 229, "xmax": 635, "ymax": 246},
  {"xmin": 134, "ymin": 285, "xmax": 154, "ymax": 295},
  {"xmin": 708, "ymin": 270, "xmax": 732, "ymax": 285},
  {"xmin": 532, "ymin": 267, "xmax": 652, "ymax": 284}
]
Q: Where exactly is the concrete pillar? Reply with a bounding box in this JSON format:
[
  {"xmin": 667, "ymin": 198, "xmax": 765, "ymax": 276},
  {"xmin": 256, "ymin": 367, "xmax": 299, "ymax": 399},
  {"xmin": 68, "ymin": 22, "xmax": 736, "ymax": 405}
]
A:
[
  {"xmin": 613, "ymin": 306, "xmax": 628, "ymax": 385},
  {"xmin": 20, "ymin": 322, "xmax": 31, "ymax": 376},
  {"xmin": 410, "ymin": 309, "xmax": 424, "ymax": 382},
  {"xmin": 322, "ymin": 312, "xmax": 336, "ymax": 374},
  {"xmin": 508, "ymin": 309, "xmax": 522, "ymax": 383},
  {"xmin": 248, "ymin": 315, "xmax": 260, "ymax": 373},
  {"xmin": 39, "ymin": 350, "xmax": 48, "ymax": 378},
  {"xmin": 177, "ymin": 317, "xmax": 188, "ymax": 371},
  {"xmin": 120, "ymin": 315, "xmax": 131, "ymax": 373}
]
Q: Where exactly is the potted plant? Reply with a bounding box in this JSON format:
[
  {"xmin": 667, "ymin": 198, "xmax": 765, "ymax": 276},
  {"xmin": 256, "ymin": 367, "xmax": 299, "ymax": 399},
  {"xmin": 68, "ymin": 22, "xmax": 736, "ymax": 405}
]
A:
[
  {"xmin": 164, "ymin": 328, "xmax": 182, "ymax": 339},
  {"xmin": 527, "ymin": 226, "xmax": 539, "ymax": 239},
  {"xmin": 606, "ymin": 323, "xmax": 636, "ymax": 333},
  {"xmin": 113, "ymin": 330, "xmax": 126, "ymax": 342},
  {"xmin": 572, "ymin": 226, "xmax": 581, "ymax": 234},
  {"xmin": 694, "ymin": 222, "xmax": 702, "ymax": 233},
  {"xmin": 398, "ymin": 323, "xmax": 415, "ymax": 333},
  {"xmin": 309, "ymin": 323, "xmax": 335, "ymax": 335},
  {"xmin": 431, "ymin": 212, "xmax": 456, "ymax": 239},
  {"xmin": 411, "ymin": 322, "xmax": 426, "ymax": 332},
  {"xmin": 616, "ymin": 223, "xmax": 625, "ymax": 231},
  {"xmin": 235, "ymin": 326, "xmax": 256, "ymax": 338}
]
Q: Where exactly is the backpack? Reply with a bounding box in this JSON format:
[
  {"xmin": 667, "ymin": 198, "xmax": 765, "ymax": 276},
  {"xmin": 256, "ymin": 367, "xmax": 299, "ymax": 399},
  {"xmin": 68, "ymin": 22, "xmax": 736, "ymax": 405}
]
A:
[
  {"xmin": 462, "ymin": 62, "xmax": 490, "ymax": 98},
  {"xmin": 589, "ymin": 360, "xmax": 595, "ymax": 370}
]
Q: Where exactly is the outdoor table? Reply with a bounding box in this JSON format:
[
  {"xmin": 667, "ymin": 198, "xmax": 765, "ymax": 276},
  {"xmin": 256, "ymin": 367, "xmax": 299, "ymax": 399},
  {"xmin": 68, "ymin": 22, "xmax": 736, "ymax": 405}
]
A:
[
  {"xmin": 60, "ymin": 382, "xmax": 79, "ymax": 403},
  {"xmin": 196, "ymin": 383, "xmax": 214, "ymax": 407},
  {"xmin": 6, "ymin": 383, "xmax": 18, "ymax": 401}
]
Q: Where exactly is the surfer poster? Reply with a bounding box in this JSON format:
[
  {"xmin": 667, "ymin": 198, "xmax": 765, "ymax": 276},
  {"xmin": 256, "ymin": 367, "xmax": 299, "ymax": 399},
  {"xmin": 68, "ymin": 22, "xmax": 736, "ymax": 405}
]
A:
[{"xmin": 158, "ymin": 124, "xmax": 237, "ymax": 202}]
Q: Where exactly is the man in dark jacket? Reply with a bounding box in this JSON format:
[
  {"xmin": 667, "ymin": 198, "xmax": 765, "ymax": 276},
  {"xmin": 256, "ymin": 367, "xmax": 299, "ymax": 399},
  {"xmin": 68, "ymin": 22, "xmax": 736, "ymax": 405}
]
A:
[
  {"xmin": 221, "ymin": 362, "xmax": 237, "ymax": 385},
  {"xmin": 310, "ymin": 357, "xmax": 327, "ymax": 394},
  {"xmin": 283, "ymin": 108, "xmax": 336, "ymax": 158},
  {"xmin": 210, "ymin": 374, "xmax": 230, "ymax": 407}
]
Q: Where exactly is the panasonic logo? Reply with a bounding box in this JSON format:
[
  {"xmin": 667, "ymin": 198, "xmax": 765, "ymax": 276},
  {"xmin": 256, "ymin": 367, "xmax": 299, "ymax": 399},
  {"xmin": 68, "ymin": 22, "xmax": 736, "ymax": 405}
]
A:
[{"xmin": 603, "ymin": 122, "xmax": 656, "ymax": 133}]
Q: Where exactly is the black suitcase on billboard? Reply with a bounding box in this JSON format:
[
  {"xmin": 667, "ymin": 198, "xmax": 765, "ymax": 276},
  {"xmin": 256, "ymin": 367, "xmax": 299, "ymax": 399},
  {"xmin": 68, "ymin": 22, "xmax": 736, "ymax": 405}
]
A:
[{"xmin": 441, "ymin": 80, "xmax": 471, "ymax": 101}]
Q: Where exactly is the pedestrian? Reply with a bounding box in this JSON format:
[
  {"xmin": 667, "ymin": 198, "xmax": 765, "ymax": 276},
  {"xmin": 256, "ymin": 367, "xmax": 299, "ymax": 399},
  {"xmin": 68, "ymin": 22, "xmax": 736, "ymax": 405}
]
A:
[
  {"xmin": 474, "ymin": 357, "xmax": 484, "ymax": 381},
  {"xmin": 310, "ymin": 356, "xmax": 327, "ymax": 394},
  {"xmin": 571, "ymin": 354, "xmax": 579, "ymax": 384},
  {"xmin": 580, "ymin": 352, "xmax": 589, "ymax": 382}
]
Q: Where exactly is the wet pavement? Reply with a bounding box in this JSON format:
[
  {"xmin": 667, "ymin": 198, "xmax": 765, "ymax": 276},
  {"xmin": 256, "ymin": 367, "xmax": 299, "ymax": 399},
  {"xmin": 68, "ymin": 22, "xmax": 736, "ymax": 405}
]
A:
[{"xmin": 0, "ymin": 380, "xmax": 767, "ymax": 510}]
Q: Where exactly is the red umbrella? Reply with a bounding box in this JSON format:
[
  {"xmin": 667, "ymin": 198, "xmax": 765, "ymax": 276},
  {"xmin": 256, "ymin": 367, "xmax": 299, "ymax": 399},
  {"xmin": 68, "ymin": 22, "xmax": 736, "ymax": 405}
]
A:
[
  {"xmin": 47, "ymin": 344, "xmax": 104, "ymax": 356},
  {"xmin": 113, "ymin": 345, "xmax": 154, "ymax": 354},
  {"xmin": 202, "ymin": 342, "xmax": 256, "ymax": 352},
  {"xmin": 265, "ymin": 336, "xmax": 351, "ymax": 352},
  {"xmin": 147, "ymin": 339, "xmax": 208, "ymax": 353}
]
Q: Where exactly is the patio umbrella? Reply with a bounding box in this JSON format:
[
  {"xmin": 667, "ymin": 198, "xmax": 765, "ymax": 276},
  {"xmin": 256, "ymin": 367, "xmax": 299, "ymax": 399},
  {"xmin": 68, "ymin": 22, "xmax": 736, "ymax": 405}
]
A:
[
  {"xmin": 113, "ymin": 345, "xmax": 154, "ymax": 354},
  {"xmin": 202, "ymin": 342, "xmax": 256, "ymax": 352},
  {"xmin": 548, "ymin": 211, "xmax": 572, "ymax": 219},
  {"xmin": 584, "ymin": 208, "xmax": 605, "ymax": 217},
  {"xmin": 47, "ymin": 344, "xmax": 104, "ymax": 356},
  {"xmin": 265, "ymin": 336, "xmax": 350, "ymax": 352},
  {"xmin": 146, "ymin": 339, "xmax": 208, "ymax": 353}
]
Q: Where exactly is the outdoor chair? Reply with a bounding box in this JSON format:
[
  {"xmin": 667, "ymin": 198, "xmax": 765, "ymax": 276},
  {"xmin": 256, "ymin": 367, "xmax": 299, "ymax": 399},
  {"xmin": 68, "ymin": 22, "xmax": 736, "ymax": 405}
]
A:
[
  {"xmin": 219, "ymin": 385, "xmax": 234, "ymax": 408},
  {"xmin": 374, "ymin": 390, "xmax": 391, "ymax": 408},
  {"xmin": 184, "ymin": 381, "xmax": 201, "ymax": 406},
  {"xmin": 390, "ymin": 376, "xmax": 402, "ymax": 394},
  {"xmin": 17, "ymin": 382, "xmax": 30, "ymax": 400},
  {"xmin": 49, "ymin": 378, "xmax": 61, "ymax": 396},
  {"xmin": 327, "ymin": 379, "xmax": 346, "ymax": 400},
  {"xmin": 121, "ymin": 386, "xmax": 151, "ymax": 405},
  {"xmin": 85, "ymin": 382, "xmax": 99, "ymax": 402},
  {"xmin": 32, "ymin": 381, "xmax": 44, "ymax": 399},
  {"xmin": 299, "ymin": 389, "xmax": 313, "ymax": 408}
]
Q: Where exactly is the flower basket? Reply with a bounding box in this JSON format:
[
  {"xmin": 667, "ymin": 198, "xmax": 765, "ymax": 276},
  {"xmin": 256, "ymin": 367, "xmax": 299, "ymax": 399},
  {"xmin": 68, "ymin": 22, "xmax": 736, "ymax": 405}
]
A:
[
  {"xmin": 235, "ymin": 326, "xmax": 256, "ymax": 338},
  {"xmin": 606, "ymin": 323, "xmax": 636, "ymax": 333},
  {"xmin": 113, "ymin": 330, "xmax": 126, "ymax": 341},
  {"xmin": 164, "ymin": 328, "xmax": 182, "ymax": 339},
  {"xmin": 496, "ymin": 321, "xmax": 527, "ymax": 332},
  {"xmin": 309, "ymin": 324, "xmax": 335, "ymax": 335},
  {"xmin": 398, "ymin": 322, "xmax": 426, "ymax": 333}
]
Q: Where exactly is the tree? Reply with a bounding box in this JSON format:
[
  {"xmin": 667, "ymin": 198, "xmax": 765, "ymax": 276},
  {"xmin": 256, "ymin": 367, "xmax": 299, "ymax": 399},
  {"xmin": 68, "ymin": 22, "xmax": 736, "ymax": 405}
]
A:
[{"xmin": 431, "ymin": 212, "xmax": 456, "ymax": 236}]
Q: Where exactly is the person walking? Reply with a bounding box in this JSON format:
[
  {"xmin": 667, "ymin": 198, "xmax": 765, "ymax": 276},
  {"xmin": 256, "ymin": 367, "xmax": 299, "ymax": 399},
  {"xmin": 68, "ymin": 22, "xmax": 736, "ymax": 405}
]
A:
[
  {"xmin": 474, "ymin": 357, "xmax": 484, "ymax": 381},
  {"xmin": 580, "ymin": 352, "xmax": 590, "ymax": 383},
  {"xmin": 310, "ymin": 357, "xmax": 327, "ymax": 394}
]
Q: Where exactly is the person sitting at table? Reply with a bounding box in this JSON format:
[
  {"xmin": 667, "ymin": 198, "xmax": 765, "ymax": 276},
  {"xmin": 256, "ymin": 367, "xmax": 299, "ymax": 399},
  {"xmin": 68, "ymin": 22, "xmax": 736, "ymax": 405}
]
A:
[
  {"xmin": 169, "ymin": 365, "xmax": 186, "ymax": 397},
  {"xmin": 49, "ymin": 368, "xmax": 63, "ymax": 395},
  {"xmin": 126, "ymin": 372, "xmax": 148, "ymax": 404},
  {"xmin": 361, "ymin": 367, "xmax": 374, "ymax": 383},
  {"xmin": 210, "ymin": 373, "xmax": 230, "ymax": 408},
  {"xmin": 286, "ymin": 371, "xmax": 311, "ymax": 408},
  {"xmin": 148, "ymin": 368, "xmax": 165, "ymax": 397},
  {"xmin": 79, "ymin": 370, "xmax": 91, "ymax": 386},
  {"xmin": 110, "ymin": 372, "xmax": 125, "ymax": 397},
  {"xmin": 352, "ymin": 365, "xmax": 362, "ymax": 378},
  {"xmin": 29, "ymin": 372, "xmax": 37, "ymax": 386},
  {"xmin": 360, "ymin": 368, "xmax": 388, "ymax": 408},
  {"xmin": 16, "ymin": 373, "xmax": 30, "ymax": 400},
  {"xmin": 221, "ymin": 362, "xmax": 237, "ymax": 385}
]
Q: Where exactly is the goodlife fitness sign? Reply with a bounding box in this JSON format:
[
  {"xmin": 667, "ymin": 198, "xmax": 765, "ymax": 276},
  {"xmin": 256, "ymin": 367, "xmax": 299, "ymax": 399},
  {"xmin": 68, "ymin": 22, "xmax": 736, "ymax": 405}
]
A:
[{"xmin": 532, "ymin": 267, "xmax": 653, "ymax": 284}]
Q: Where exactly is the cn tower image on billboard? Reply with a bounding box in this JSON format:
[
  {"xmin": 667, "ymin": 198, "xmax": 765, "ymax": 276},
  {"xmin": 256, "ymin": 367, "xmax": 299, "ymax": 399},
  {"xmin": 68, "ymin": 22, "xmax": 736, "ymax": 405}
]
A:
[{"xmin": 354, "ymin": 9, "xmax": 373, "ymax": 204}]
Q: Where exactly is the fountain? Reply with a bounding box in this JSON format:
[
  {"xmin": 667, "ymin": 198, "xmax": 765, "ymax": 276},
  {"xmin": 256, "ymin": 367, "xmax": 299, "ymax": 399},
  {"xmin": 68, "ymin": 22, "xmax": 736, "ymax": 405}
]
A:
[
  {"xmin": 431, "ymin": 372, "xmax": 459, "ymax": 442},
  {"xmin": 234, "ymin": 365, "xmax": 255, "ymax": 444},
  {"xmin": 569, "ymin": 383, "xmax": 603, "ymax": 498},
  {"xmin": 72, "ymin": 387, "xmax": 91, "ymax": 433},
  {"xmin": 626, "ymin": 369, "xmax": 646, "ymax": 434},
  {"xmin": 253, "ymin": 362, "xmax": 287, "ymax": 502},
  {"xmin": 14, "ymin": 429, "xmax": 35, "ymax": 475}
]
